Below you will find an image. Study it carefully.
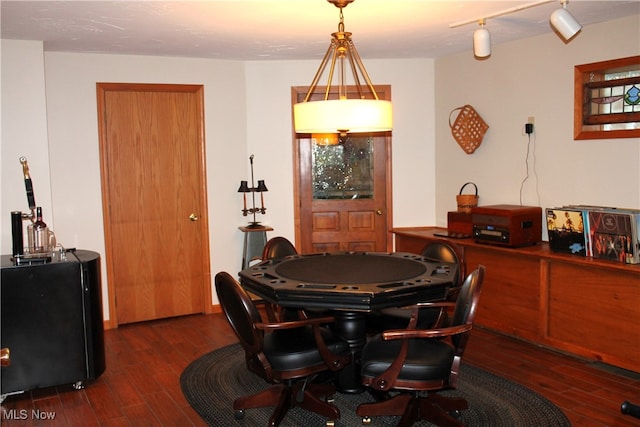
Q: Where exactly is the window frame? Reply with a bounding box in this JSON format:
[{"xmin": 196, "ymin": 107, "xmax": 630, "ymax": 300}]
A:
[{"xmin": 574, "ymin": 55, "xmax": 640, "ymax": 140}]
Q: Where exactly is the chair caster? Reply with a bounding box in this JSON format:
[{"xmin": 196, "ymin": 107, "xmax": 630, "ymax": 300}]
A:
[
  {"xmin": 325, "ymin": 420, "xmax": 335, "ymax": 427},
  {"xmin": 361, "ymin": 416, "xmax": 372, "ymax": 425},
  {"xmin": 621, "ymin": 401, "xmax": 640, "ymax": 419},
  {"xmin": 234, "ymin": 409, "xmax": 245, "ymax": 420},
  {"xmin": 449, "ymin": 409, "xmax": 463, "ymax": 419}
]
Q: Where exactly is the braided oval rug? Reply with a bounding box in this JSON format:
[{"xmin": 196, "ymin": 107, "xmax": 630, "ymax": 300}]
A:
[{"xmin": 180, "ymin": 343, "xmax": 571, "ymax": 426}]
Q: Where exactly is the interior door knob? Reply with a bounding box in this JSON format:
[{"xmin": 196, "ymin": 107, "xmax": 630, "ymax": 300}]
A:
[
  {"xmin": 376, "ymin": 209, "xmax": 383, "ymax": 215},
  {"xmin": 189, "ymin": 213, "xmax": 199, "ymax": 221}
]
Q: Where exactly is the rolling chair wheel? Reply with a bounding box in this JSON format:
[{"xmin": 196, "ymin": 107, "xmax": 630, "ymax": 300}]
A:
[
  {"xmin": 361, "ymin": 416, "xmax": 372, "ymax": 425},
  {"xmin": 449, "ymin": 409, "xmax": 463, "ymax": 418},
  {"xmin": 234, "ymin": 409, "xmax": 245, "ymax": 419},
  {"xmin": 621, "ymin": 401, "xmax": 640, "ymax": 419}
]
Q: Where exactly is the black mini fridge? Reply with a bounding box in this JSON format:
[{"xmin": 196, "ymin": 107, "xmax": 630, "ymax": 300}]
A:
[{"xmin": 1, "ymin": 250, "xmax": 106, "ymax": 398}]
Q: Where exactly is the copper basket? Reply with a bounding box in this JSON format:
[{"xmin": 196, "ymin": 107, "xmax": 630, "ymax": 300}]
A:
[{"xmin": 449, "ymin": 105, "xmax": 489, "ymax": 154}]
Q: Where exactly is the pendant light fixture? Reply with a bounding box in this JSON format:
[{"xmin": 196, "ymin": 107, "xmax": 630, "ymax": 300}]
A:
[{"xmin": 293, "ymin": 0, "xmax": 392, "ymax": 136}]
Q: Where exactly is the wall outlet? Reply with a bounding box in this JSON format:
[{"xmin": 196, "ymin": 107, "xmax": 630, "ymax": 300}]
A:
[{"xmin": 527, "ymin": 116, "xmax": 535, "ymax": 124}]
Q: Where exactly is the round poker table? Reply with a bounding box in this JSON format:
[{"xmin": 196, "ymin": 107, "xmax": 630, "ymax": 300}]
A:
[
  {"xmin": 238, "ymin": 251, "xmax": 458, "ymax": 393},
  {"xmin": 240, "ymin": 251, "xmax": 456, "ymax": 311}
]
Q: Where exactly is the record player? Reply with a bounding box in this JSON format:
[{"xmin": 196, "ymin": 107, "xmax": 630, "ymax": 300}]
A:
[{"xmin": 471, "ymin": 204, "xmax": 542, "ymax": 247}]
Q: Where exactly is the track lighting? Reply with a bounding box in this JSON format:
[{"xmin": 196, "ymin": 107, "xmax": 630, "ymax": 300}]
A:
[
  {"xmin": 550, "ymin": 0, "xmax": 582, "ymax": 41},
  {"xmin": 473, "ymin": 20, "xmax": 491, "ymax": 58},
  {"xmin": 450, "ymin": 0, "xmax": 583, "ymax": 60}
]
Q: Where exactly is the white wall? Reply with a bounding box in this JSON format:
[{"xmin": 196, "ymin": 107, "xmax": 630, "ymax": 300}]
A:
[
  {"xmin": 434, "ymin": 15, "xmax": 640, "ymax": 235},
  {"xmin": 1, "ymin": 40, "xmax": 53, "ymax": 249},
  {"xmin": 1, "ymin": 46, "xmax": 249, "ymax": 320},
  {"xmin": 44, "ymin": 53, "xmax": 250, "ymax": 319}
]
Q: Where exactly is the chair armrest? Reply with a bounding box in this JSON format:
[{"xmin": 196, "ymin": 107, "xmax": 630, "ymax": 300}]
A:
[
  {"xmin": 256, "ymin": 316, "xmax": 350, "ymax": 371},
  {"xmin": 255, "ymin": 315, "xmax": 335, "ymax": 331},
  {"xmin": 252, "ymin": 299, "xmax": 283, "ymax": 322},
  {"xmin": 388, "ymin": 302, "xmax": 454, "ymax": 329},
  {"xmin": 368, "ymin": 323, "xmax": 473, "ymax": 391},
  {"xmin": 311, "ymin": 321, "xmax": 351, "ymax": 371},
  {"xmin": 415, "ymin": 301, "xmax": 456, "ymax": 309},
  {"xmin": 382, "ymin": 323, "xmax": 473, "ymax": 340}
]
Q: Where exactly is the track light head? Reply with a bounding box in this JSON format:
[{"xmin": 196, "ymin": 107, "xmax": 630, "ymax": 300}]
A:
[
  {"xmin": 450, "ymin": 0, "xmax": 584, "ymax": 60},
  {"xmin": 550, "ymin": 0, "xmax": 582, "ymax": 41},
  {"xmin": 473, "ymin": 20, "xmax": 491, "ymax": 59}
]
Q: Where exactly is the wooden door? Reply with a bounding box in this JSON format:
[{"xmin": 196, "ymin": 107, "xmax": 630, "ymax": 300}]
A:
[
  {"xmin": 292, "ymin": 86, "xmax": 393, "ymax": 254},
  {"xmin": 97, "ymin": 83, "xmax": 211, "ymax": 326}
]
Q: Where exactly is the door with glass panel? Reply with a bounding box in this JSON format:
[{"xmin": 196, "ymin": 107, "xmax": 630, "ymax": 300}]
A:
[{"xmin": 292, "ymin": 86, "xmax": 392, "ymax": 254}]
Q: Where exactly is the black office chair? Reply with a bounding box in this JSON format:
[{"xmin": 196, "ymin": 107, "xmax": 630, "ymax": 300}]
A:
[
  {"xmin": 356, "ymin": 265, "xmax": 485, "ymax": 427},
  {"xmin": 261, "ymin": 236, "xmax": 332, "ymax": 322},
  {"xmin": 261, "ymin": 236, "xmax": 298, "ymax": 261},
  {"xmin": 367, "ymin": 240, "xmax": 465, "ymax": 333},
  {"xmin": 421, "ymin": 239, "xmax": 465, "ymax": 299},
  {"xmin": 259, "ymin": 237, "xmax": 299, "ymax": 321},
  {"xmin": 215, "ymin": 272, "xmax": 350, "ymax": 427}
]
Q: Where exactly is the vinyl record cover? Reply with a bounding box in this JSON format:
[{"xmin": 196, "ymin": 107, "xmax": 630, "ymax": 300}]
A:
[
  {"xmin": 546, "ymin": 208, "xmax": 587, "ymax": 256},
  {"xmin": 587, "ymin": 210, "xmax": 638, "ymax": 264}
]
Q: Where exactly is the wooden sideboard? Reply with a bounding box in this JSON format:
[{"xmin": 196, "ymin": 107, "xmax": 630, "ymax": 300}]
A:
[{"xmin": 393, "ymin": 227, "xmax": 640, "ymax": 373}]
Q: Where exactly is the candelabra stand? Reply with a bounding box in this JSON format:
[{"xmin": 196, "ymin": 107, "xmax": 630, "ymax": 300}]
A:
[{"xmin": 238, "ymin": 154, "xmax": 268, "ymax": 228}]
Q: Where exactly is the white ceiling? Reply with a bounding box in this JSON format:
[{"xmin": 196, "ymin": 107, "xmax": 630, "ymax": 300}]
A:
[{"xmin": 1, "ymin": 1, "xmax": 639, "ymax": 61}]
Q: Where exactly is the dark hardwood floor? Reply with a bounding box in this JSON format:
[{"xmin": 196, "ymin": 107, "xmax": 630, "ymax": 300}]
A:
[{"xmin": 2, "ymin": 313, "xmax": 638, "ymax": 426}]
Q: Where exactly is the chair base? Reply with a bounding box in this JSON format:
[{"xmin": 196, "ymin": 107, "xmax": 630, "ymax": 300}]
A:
[
  {"xmin": 356, "ymin": 391, "xmax": 468, "ymax": 427},
  {"xmin": 234, "ymin": 381, "xmax": 339, "ymax": 427}
]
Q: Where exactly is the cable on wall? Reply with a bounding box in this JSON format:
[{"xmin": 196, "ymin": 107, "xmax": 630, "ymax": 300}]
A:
[{"xmin": 519, "ymin": 125, "xmax": 540, "ymax": 206}]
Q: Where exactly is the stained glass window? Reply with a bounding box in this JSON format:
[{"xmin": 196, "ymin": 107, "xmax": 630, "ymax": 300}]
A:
[
  {"xmin": 575, "ymin": 56, "xmax": 640, "ymax": 139},
  {"xmin": 311, "ymin": 135, "xmax": 373, "ymax": 200},
  {"xmin": 586, "ymin": 70, "xmax": 640, "ymax": 130}
]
